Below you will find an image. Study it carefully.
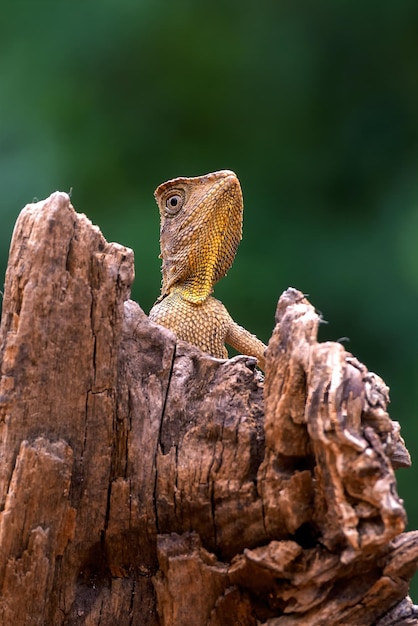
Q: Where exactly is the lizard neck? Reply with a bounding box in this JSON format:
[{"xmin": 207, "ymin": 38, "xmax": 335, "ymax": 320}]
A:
[
  {"xmin": 170, "ymin": 280, "xmax": 212, "ymax": 304},
  {"xmin": 163, "ymin": 239, "xmax": 223, "ymax": 303}
]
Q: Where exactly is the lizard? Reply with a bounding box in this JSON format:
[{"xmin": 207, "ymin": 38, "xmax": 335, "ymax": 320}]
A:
[{"xmin": 149, "ymin": 170, "xmax": 267, "ymax": 371}]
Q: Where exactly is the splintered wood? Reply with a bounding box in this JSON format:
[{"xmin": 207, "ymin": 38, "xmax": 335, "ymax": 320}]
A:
[{"xmin": 0, "ymin": 193, "xmax": 417, "ymax": 625}]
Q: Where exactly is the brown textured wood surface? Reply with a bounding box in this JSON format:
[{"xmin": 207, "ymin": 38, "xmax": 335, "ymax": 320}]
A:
[{"xmin": 0, "ymin": 192, "xmax": 417, "ymax": 625}]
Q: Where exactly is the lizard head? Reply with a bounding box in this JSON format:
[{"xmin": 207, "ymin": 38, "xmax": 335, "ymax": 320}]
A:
[{"xmin": 154, "ymin": 170, "xmax": 243, "ymax": 304}]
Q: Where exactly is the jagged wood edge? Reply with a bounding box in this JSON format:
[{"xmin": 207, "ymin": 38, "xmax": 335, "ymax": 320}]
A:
[{"xmin": 0, "ymin": 193, "xmax": 416, "ymax": 625}]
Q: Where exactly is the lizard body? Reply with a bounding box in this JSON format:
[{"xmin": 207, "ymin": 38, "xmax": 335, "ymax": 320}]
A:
[{"xmin": 149, "ymin": 170, "xmax": 266, "ymax": 370}]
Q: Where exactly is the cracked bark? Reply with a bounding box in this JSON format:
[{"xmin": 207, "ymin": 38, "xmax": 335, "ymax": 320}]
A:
[{"xmin": 0, "ymin": 192, "xmax": 417, "ymax": 625}]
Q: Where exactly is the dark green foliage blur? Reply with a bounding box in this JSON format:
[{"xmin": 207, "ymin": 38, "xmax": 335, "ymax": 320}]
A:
[{"xmin": 1, "ymin": 0, "xmax": 418, "ymax": 597}]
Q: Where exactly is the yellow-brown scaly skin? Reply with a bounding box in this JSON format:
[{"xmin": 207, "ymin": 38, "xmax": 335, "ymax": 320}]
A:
[{"xmin": 149, "ymin": 170, "xmax": 266, "ymax": 370}]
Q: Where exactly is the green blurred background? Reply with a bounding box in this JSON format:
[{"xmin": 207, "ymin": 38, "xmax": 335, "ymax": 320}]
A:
[{"xmin": 1, "ymin": 0, "xmax": 418, "ymax": 599}]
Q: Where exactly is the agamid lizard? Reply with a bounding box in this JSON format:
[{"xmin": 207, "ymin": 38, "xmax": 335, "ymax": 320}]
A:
[{"xmin": 149, "ymin": 170, "xmax": 266, "ymax": 370}]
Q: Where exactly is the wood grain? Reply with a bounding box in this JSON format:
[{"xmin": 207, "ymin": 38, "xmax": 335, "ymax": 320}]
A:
[{"xmin": 0, "ymin": 193, "xmax": 416, "ymax": 625}]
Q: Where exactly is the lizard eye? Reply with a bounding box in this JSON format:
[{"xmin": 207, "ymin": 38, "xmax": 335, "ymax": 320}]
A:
[{"xmin": 164, "ymin": 193, "xmax": 184, "ymax": 216}]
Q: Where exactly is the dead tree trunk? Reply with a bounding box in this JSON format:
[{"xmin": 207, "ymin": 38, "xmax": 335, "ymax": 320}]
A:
[{"xmin": 0, "ymin": 192, "xmax": 417, "ymax": 625}]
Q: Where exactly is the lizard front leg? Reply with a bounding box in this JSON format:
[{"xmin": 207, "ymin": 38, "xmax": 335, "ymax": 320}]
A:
[{"xmin": 225, "ymin": 320, "xmax": 266, "ymax": 371}]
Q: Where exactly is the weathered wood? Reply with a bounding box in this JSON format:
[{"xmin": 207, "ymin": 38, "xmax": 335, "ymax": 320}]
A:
[{"xmin": 0, "ymin": 192, "xmax": 417, "ymax": 625}]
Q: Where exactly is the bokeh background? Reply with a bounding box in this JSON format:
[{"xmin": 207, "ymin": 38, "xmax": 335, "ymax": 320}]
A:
[{"xmin": 1, "ymin": 0, "xmax": 418, "ymax": 599}]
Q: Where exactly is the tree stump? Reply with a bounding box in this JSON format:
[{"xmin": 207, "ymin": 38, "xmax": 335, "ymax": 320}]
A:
[{"xmin": 0, "ymin": 192, "xmax": 417, "ymax": 625}]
